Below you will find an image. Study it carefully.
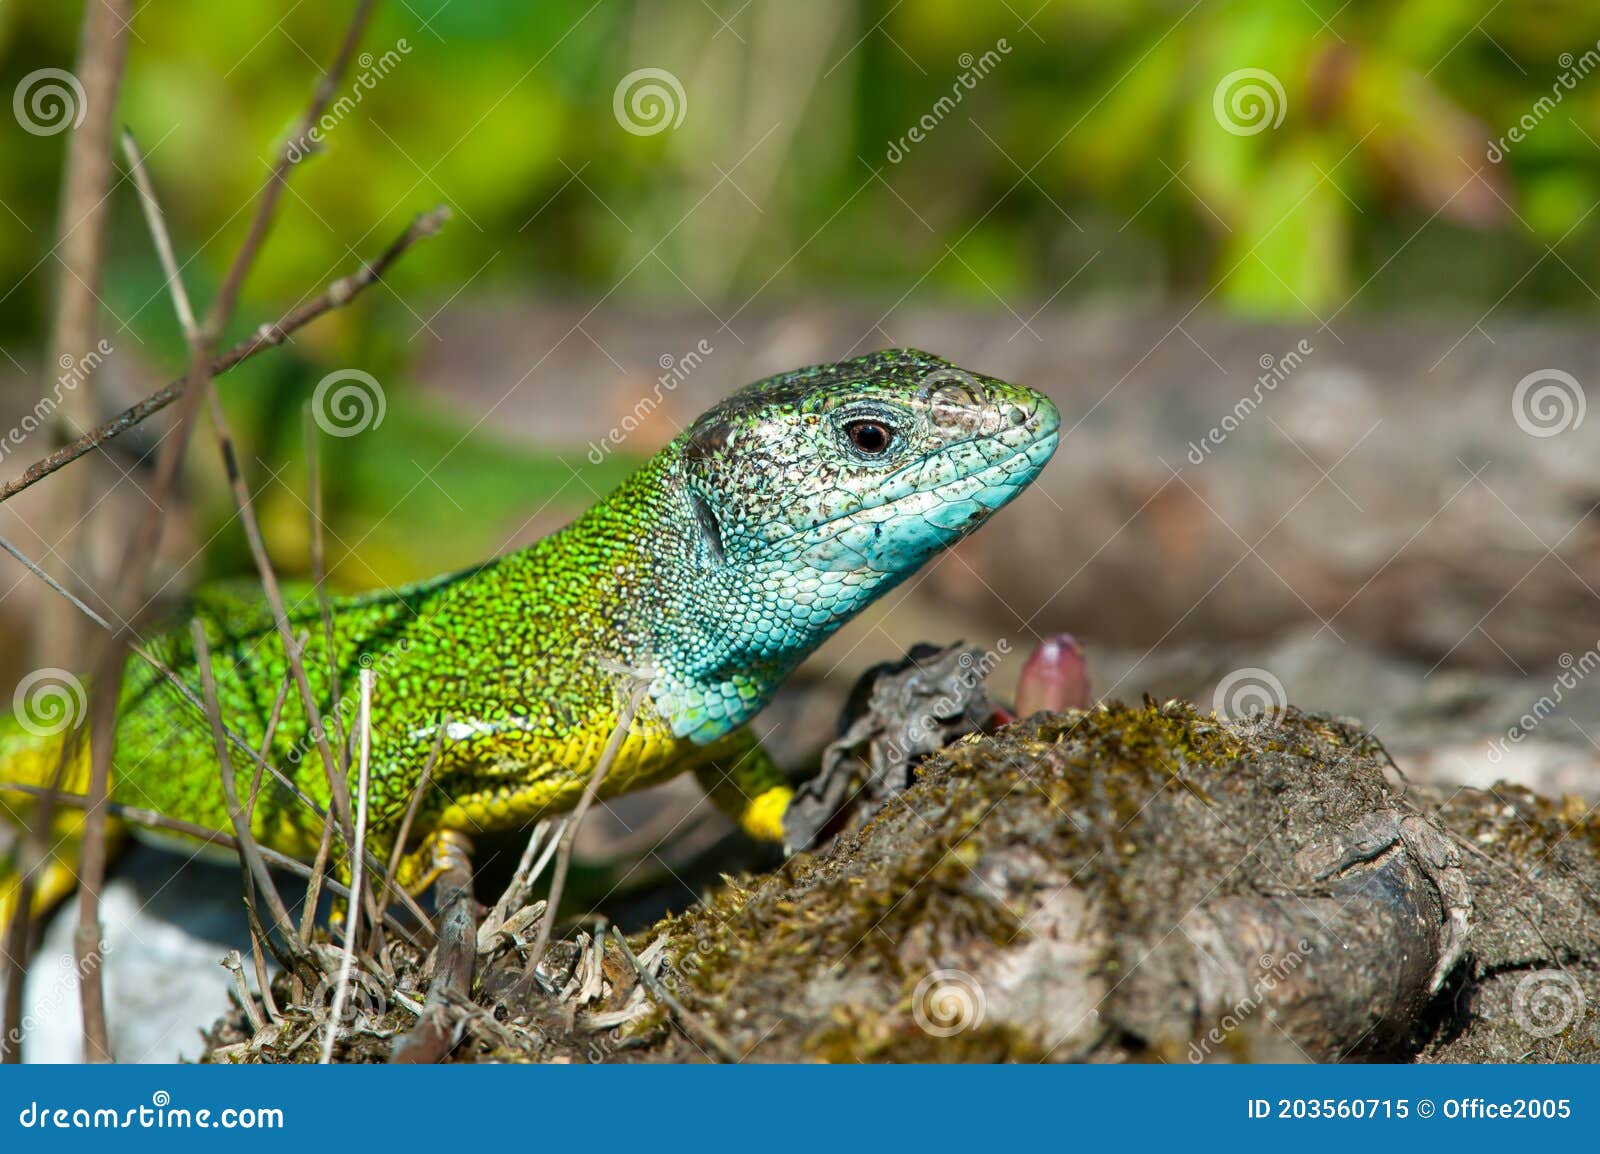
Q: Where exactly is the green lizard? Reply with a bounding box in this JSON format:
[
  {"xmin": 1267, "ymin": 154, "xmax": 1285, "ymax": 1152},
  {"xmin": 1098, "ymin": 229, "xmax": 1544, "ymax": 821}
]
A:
[{"xmin": 0, "ymin": 349, "xmax": 1059, "ymax": 922}]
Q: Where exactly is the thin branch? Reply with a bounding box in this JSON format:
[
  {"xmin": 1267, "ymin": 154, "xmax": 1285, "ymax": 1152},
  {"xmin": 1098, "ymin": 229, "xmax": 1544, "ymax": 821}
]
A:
[
  {"xmin": 207, "ymin": 0, "xmax": 377, "ymax": 336},
  {"xmin": 56, "ymin": 3, "xmax": 389, "ymax": 1064},
  {"xmin": 222, "ymin": 949, "xmax": 266, "ymax": 1035},
  {"xmin": 122, "ymin": 131, "xmax": 195, "ymax": 334},
  {"xmin": 190, "ymin": 620, "xmax": 299, "ymax": 945},
  {"xmin": 388, "ymin": 830, "xmax": 474, "ymax": 1064},
  {"xmin": 128, "ymin": 83, "xmax": 383, "ymax": 937},
  {"xmin": 525, "ymin": 680, "xmax": 647, "ymax": 981},
  {"xmin": 20, "ymin": 0, "xmax": 136, "ymax": 1065},
  {"xmin": 202, "ymin": 368, "xmax": 368, "ymax": 916},
  {"xmin": 371, "ymin": 722, "xmax": 446, "ymax": 955},
  {"xmin": 321, "ymin": 667, "xmax": 374, "ymax": 1064},
  {"xmin": 0, "ymin": 205, "xmax": 450, "ymax": 506},
  {"xmin": 610, "ymin": 927, "xmax": 739, "ymax": 1063},
  {"xmin": 298, "ymin": 810, "xmax": 339, "ymax": 948},
  {"xmin": 35, "ymin": 0, "xmax": 132, "ymax": 668},
  {"xmin": 0, "ymin": 729, "xmax": 87, "ymax": 1064},
  {"xmin": 480, "ymin": 817, "xmax": 562, "ymax": 949},
  {"xmin": 303, "ymin": 409, "xmax": 344, "ymax": 754}
]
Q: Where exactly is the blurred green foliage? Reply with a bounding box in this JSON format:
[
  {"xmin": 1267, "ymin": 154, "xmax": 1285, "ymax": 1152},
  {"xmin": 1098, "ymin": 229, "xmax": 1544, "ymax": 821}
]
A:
[{"xmin": 2, "ymin": 0, "xmax": 1599, "ymax": 346}]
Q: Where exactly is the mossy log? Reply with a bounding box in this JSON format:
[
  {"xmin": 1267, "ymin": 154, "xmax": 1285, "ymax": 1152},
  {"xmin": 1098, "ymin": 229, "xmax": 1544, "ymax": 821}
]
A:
[{"xmin": 208, "ymin": 702, "xmax": 1600, "ymax": 1063}]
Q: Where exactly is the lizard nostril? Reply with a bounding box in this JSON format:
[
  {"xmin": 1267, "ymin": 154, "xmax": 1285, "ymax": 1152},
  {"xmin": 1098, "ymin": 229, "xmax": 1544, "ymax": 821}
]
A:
[{"xmin": 1006, "ymin": 405, "xmax": 1027, "ymax": 427}]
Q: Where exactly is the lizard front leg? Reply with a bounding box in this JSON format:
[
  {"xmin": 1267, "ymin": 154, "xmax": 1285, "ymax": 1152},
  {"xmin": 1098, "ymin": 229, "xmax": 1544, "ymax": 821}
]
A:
[{"xmin": 693, "ymin": 727, "xmax": 793, "ymax": 845}]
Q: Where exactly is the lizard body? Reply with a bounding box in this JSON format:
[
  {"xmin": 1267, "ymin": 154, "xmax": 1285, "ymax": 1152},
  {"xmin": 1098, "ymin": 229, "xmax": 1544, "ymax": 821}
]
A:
[{"xmin": 1, "ymin": 349, "xmax": 1058, "ymax": 909}]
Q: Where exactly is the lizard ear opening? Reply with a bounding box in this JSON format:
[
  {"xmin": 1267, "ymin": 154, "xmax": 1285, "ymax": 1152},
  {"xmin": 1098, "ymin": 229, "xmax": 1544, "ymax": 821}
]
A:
[{"xmin": 689, "ymin": 490, "xmax": 725, "ymax": 565}]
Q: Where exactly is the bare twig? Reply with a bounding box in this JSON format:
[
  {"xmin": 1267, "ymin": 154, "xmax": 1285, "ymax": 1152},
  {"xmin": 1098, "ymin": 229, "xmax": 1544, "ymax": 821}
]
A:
[
  {"xmin": 321, "ymin": 668, "xmax": 374, "ymax": 1065},
  {"xmin": 202, "ymin": 366, "xmax": 370, "ymax": 916},
  {"xmin": 190, "ymin": 620, "xmax": 299, "ymax": 945},
  {"xmin": 35, "ymin": 0, "xmax": 132, "ymax": 669},
  {"xmin": 0, "ymin": 730, "xmax": 86, "ymax": 1064},
  {"xmin": 610, "ymin": 927, "xmax": 739, "ymax": 1063},
  {"xmin": 371, "ymin": 723, "xmax": 447, "ymax": 956},
  {"xmin": 211, "ymin": 0, "xmax": 377, "ymax": 330},
  {"xmin": 303, "ymin": 409, "xmax": 344, "ymax": 754},
  {"xmin": 122, "ymin": 131, "xmax": 196, "ymax": 333},
  {"xmin": 223, "ymin": 949, "xmax": 267, "ymax": 1035},
  {"xmin": 298, "ymin": 812, "xmax": 338, "ymax": 949},
  {"xmin": 0, "ymin": 204, "xmax": 450, "ymax": 506},
  {"xmin": 42, "ymin": 3, "xmax": 389, "ymax": 1061},
  {"xmin": 481, "ymin": 817, "xmax": 563, "ymax": 947},
  {"xmin": 22, "ymin": 0, "xmax": 137, "ymax": 1065},
  {"xmin": 525, "ymin": 680, "xmax": 647, "ymax": 981},
  {"xmin": 127, "ymin": 120, "xmax": 364, "ymax": 891},
  {"xmin": 388, "ymin": 830, "xmax": 475, "ymax": 1064}
]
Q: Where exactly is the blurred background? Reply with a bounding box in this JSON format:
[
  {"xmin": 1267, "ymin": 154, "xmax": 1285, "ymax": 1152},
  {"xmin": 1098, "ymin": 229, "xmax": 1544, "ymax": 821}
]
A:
[{"xmin": 6, "ymin": 0, "xmax": 1600, "ymax": 1057}]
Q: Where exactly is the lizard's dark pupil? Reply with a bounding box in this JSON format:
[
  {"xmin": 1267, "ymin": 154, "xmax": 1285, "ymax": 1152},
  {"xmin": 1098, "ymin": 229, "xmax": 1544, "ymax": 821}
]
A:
[{"xmin": 847, "ymin": 420, "xmax": 891, "ymax": 454}]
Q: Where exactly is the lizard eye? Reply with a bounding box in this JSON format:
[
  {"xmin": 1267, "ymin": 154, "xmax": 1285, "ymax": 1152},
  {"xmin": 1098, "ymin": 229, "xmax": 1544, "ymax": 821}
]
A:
[{"xmin": 844, "ymin": 419, "xmax": 894, "ymax": 455}]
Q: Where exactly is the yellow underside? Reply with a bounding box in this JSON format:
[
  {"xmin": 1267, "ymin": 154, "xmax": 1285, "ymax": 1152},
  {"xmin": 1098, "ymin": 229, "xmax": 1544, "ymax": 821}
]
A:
[{"xmin": 431, "ymin": 723, "xmax": 702, "ymax": 836}]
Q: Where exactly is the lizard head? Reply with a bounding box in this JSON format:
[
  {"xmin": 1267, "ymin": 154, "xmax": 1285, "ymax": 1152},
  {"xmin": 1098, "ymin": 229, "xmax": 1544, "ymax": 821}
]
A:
[{"xmin": 674, "ymin": 348, "xmax": 1058, "ymax": 657}]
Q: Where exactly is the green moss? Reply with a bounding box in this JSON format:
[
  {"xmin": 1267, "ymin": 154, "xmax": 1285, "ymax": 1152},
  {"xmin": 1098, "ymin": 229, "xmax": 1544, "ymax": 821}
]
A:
[{"xmin": 642, "ymin": 700, "xmax": 1369, "ymax": 1063}]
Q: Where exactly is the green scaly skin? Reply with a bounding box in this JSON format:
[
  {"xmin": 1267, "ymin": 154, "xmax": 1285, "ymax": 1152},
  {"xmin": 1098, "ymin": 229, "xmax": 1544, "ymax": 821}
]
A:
[{"xmin": 7, "ymin": 349, "xmax": 1060, "ymax": 885}]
